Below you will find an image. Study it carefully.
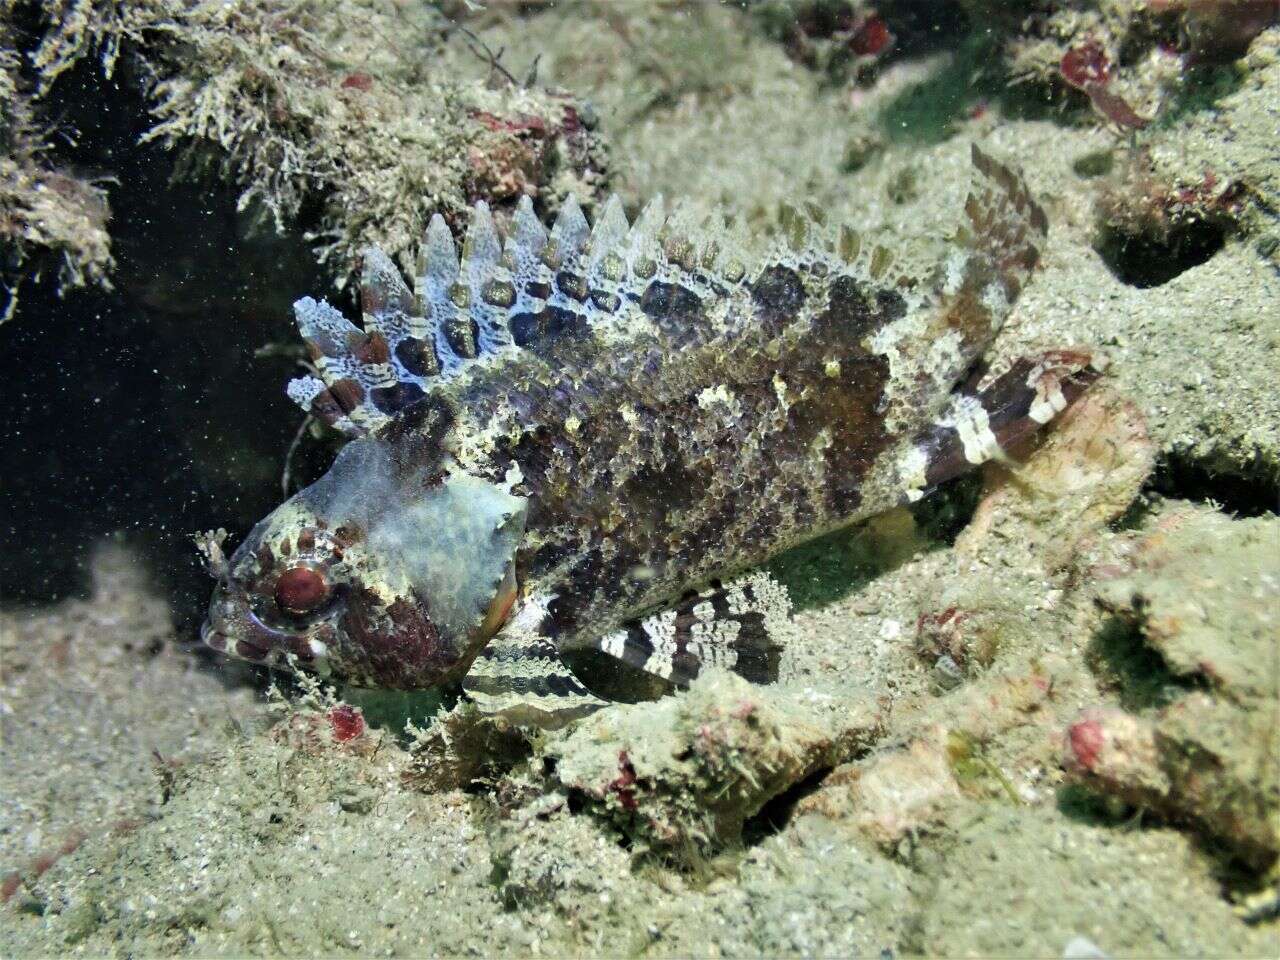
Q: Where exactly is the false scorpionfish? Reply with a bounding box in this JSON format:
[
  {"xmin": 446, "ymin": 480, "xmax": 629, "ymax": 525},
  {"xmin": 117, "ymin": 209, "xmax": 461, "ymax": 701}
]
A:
[{"xmin": 202, "ymin": 145, "xmax": 1098, "ymax": 726}]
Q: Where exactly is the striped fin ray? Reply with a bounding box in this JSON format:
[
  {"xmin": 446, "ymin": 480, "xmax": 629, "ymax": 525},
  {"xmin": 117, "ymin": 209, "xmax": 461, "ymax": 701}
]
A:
[
  {"xmin": 462, "ymin": 598, "xmax": 607, "ymax": 728},
  {"xmin": 587, "ymin": 194, "xmax": 629, "ymax": 266},
  {"xmin": 591, "ymin": 571, "xmax": 792, "ymax": 687},
  {"xmin": 924, "ymin": 145, "xmax": 1051, "ymax": 372},
  {"xmin": 897, "ymin": 350, "xmax": 1102, "ymax": 503},
  {"xmin": 582, "ymin": 194, "xmax": 630, "ymax": 312},
  {"xmin": 459, "ymin": 201, "xmax": 512, "ymax": 357},
  {"xmin": 287, "ymin": 196, "xmax": 635, "ymax": 435}
]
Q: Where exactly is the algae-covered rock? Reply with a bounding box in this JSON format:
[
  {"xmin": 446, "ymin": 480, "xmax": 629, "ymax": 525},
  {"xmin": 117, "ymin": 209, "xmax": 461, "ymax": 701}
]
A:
[
  {"xmin": 1080, "ymin": 24, "xmax": 1280, "ymax": 289},
  {"xmin": 403, "ymin": 698, "xmax": 532, "ymax": 793},
  {"xmin": 539, "ymin": 671, "xmax": 884, "ymax": 855},
  {"xmin": 485, "ymin": 794, "xmax": 918, "ymax": 957},
  {"xmin": 485, "ymin": 802, "xmax": 633, "ymax": 918},
  {"xmin": 689, "ymin": 813, "xmax": 916, "ymax": 958},
  {"xmin": 4, "ymin": 0, "xmax": 612, "ymax": 294},
  {"xmin": 0, "ymin": 20, "xmax": 112, "ymax": 312},
  {"xmin": 1134, "ymin": 25, "xmax": 1280, "ymax": 259},
  {"xmin": 957, "ymin": 385, "xmax": 1155, "ymax": 570},
  {"xmin": 797, "ymin": 736, "xmax": 966, "ymax": 848},
  {"xmin": 6, "ymin": 695, "xmax": 528, "ymax": 957},
  {"xmin": 1096, "ymin": 508, "xmax": 1279, "ymax": 706},
  {"xmin": 0, "ymin": 544, "xmax": 264, "ymax": 906},
  {"xmin": 1067, "ymin": 508, "xmax": 1280, "ymax": 872},
  {"xmin": 446, "ymin": 1, "xmax": 877, "ymax": 227}
]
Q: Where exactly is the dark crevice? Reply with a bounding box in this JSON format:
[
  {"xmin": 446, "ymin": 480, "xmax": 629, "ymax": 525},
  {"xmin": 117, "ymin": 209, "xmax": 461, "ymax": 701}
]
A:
[
  {"xmin": 0, "ymin": 46, "xmax": 331, "ymax": 612},
  {"xmin": 908, "ymin": 471, "xmax": 985, "ymax": 544},
  {"xmin": 1145, "ymin": 452, "xmax": 1279, "ymax": 518},
  {"xmin": 768, "ymin": 470, "xmax": 982, "ymax": 614},
  {"xmin": 1095, "ymin": 218, "xmax": 1227, "ymax": 288},
  {"xmin": 1086, "ymin": 615, "xmax": 1203, "ymax": 712},
  {"xmin": 741, "ymin": 765, "xmax": 835, "ymax": 846}
]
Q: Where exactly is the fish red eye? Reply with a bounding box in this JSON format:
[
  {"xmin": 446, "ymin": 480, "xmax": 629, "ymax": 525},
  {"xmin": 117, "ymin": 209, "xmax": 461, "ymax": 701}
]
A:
[{"xmin": 274, "ymin": 566, "xmax": 330, "ymax": 615}]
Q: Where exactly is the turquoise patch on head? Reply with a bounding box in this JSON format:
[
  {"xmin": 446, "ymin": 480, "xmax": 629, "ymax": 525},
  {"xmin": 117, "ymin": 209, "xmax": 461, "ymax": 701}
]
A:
[
  {"xmin": 375, "ymin": 473, "xmax": 526, "ymax": 639},
  {"xmin": 298, "ymin": 437, "xmax": 527, "ymax": 641}
]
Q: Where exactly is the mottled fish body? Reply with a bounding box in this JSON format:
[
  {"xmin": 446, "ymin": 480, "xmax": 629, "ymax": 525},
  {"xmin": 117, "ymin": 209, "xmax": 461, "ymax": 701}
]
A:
[{"xmin": 203, "ymin": 145, "xmax": 1097, "ymax": 725}]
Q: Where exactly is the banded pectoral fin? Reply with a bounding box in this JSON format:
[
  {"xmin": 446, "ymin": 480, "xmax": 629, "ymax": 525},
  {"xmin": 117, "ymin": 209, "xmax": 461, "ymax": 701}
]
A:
[
  {"xmin": 463, "ymin": 573, "xmax": 794, "ymax": 727},
  {"xmin": 588, "ymin": 571, "xmax": 793, "ymax": 688},
  {"xmin": 899, "ymin": 350, "xmax": 1102, "ymax": 503},
  {"xmin": 462, "ymin": 626, "xmax": 607, "ymax": 729}
]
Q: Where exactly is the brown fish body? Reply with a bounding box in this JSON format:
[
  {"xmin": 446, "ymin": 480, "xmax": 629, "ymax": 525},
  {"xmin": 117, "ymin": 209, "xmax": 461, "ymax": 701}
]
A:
[
  {"xmin": 436, "ymin": 274, "xmax": 909, "ymax": 644},
  {"xmin": 203, "ymin": 145, "xmax": 1098, "ymax": 719}
]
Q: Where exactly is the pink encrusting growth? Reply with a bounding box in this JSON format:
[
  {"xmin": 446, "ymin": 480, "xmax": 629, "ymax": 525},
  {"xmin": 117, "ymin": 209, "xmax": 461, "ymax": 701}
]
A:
[
  {"xmin": 340, "ymin": 71, "xmax": 374, "ymax": 91},
  {"xmin": 1059, "ymin": 40, "xmax": 1112, "ymax": 88},
  {"xmin": 1066, "ymin": 715, "xmax": 1106, "ymax": 772},
  {"xmin": 850, "ymin": 14, "xmax": 891, "ymax": 56},
  {"xmin": 328, "ymin": 703, "xmax": 366, "ymax": 742},
  {"xmin": 609, "ymin": 751, "xmax": 640, "ymax": 812},
  {"xmin": 1059, "ymin": 40, "xmax": 1149, "ymax": 130}
]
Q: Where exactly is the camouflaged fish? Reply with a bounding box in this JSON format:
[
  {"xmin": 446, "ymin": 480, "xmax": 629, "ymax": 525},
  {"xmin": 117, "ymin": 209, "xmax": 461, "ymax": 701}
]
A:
[{"xmin": 202, "ymin": 145, "xmax": 1098, "ymax": 726}]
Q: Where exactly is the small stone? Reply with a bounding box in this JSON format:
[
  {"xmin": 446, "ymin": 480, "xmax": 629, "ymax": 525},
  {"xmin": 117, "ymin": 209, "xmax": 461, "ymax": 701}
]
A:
[
  {"xmin": 931, "ymin": 655, "xmax": 965, "ymax": 691},
  {"xmin": 331, "ymin": 784, "xmax": 378, "ymax": 815},
  {"xmin": 1062, "ymin": 935, "xmax": 1109, "ymax": 959}
]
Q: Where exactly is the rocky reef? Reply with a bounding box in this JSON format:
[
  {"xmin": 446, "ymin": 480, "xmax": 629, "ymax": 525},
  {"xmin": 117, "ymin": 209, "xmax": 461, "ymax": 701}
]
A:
[
  {"xmin": 2, "ymin": 1, "xmax": 1278, "ymax": 956},
  {"xmin": 3, "ymin": 0, "xmax": 610, "ymax": 293}
]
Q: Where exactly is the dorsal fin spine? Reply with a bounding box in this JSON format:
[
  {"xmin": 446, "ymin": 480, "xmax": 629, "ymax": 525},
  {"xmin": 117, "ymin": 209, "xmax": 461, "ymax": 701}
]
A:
[
  {"xmin": 551, "ymin": 196, "xmax": 589, "ymax": 252},
  {"xmin": 288, "ymin": 146, "xmax": 1046, "ymax": 441}
]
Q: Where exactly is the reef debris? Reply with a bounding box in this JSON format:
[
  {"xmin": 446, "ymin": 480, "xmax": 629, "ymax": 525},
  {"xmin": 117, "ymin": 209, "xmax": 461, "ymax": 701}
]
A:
[{"xmin": 537, "ymin": 672, "xmax": 885, "ymax": 855}]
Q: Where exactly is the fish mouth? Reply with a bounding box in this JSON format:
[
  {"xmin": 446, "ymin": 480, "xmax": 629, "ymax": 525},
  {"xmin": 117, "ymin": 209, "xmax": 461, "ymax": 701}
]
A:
[
  {"xmin": 201, "ymin": 588, "xmax": 319, "ymax": 667},
  {"xmin": 200, "ymin": 617, "xmax": 230, "ymax": 653}
]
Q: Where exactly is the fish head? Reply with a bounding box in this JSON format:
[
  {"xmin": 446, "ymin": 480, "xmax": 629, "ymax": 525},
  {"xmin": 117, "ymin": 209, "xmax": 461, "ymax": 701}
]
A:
[{"xmin": 202, "ymin": 435, "xmax": 526, "ymax": 689}]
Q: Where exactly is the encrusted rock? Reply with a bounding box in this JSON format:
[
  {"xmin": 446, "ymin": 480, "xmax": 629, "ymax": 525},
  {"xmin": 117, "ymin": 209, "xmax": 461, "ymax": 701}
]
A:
[
  {"xmin": 3, "ymin": 1, "xmax": 613, "ymax": 293},
  {"xmin": 1066, "ymin": 509, "xmax": 1280, "ymax": 871},
  {"xmin": 1095, "ymin": 509, "xmax": 1279, "ymax": 706},
  {"xmin": 537, "ymin": 672, "xmax": 884, "ymax": 854},
  {"xmin": 796, "ymin": 736, "xmax": 964, "ymax": 848},
  {"xmin": 957, "ymin": 385, "xmax": 1154, "ymax": 568}
]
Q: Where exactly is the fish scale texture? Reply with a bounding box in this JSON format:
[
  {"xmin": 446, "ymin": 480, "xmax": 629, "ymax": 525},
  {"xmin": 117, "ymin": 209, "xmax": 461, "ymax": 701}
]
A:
[
  {"xmin": 291, "ymin": 146, "xmax": 1057, "ymax": 637},
  {"xmin": 205, "ymin": 144, "xmax": 1097, "ymax": 712}
]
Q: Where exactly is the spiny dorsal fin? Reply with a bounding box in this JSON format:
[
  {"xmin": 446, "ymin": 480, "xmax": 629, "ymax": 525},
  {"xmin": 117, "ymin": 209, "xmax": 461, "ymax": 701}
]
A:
[
  {"xmin": 587, "ymin": 194, "xmax": 629, "ymax": 267},
  {"xmin": 510, "ymin": 195, "xmax": 547, "ymax": 258},
  {"xmin": 286, "ymin": 146, "xmax": 1048, "ymax": 438},
  {"xmin": 549, "ymin": 195, "xmax": 589, "ymax": 259}
]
